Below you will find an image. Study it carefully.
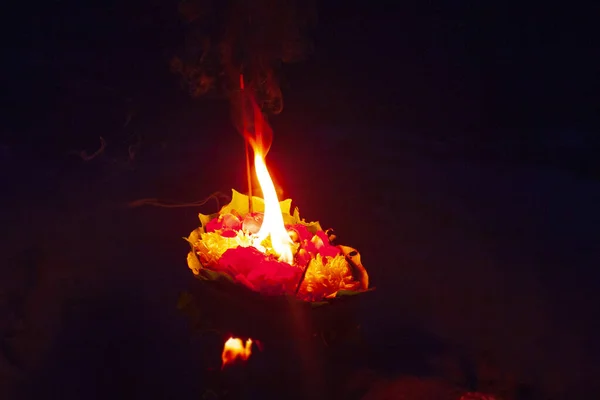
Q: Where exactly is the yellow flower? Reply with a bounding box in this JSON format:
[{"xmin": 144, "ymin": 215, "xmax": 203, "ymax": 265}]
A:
[{"xmin": 299, "ymin": 254, "xmax": 360, "ymax": 301}]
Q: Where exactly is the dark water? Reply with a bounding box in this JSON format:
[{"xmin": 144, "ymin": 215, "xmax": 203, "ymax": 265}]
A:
[{"xmin": 1, "ymin": 104, "xmax": 599, "ymax": 398}]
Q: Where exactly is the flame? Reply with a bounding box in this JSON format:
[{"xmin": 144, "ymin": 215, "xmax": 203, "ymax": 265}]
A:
[
  {"xmin": 240, "ymin": 76, "xmax": 294, "ymax": 264},
  {"xmin": 222, "ymin": 337, "xmax": 253, "ymax": 368},
  {"xmin": 252, "ymin": 151, "xmax": 294, "ymax": 263}
]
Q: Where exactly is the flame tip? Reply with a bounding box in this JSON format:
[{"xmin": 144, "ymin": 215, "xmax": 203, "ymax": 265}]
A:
[{"xmin": 221, "ymin": 336, "xmax": 254, "ymax": 368}]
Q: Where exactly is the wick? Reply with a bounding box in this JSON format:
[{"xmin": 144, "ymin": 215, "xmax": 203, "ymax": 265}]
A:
[
  {"xmin": 294, "ymin": 248, "xmax": 311, "ymax": 296},
  {"xmin": 240, "ymin": 73, "xmax": 253, "ymax": 214},
  {"xmin": 245, "ymin": 139, "xmax": 253, "ymax": 214}
]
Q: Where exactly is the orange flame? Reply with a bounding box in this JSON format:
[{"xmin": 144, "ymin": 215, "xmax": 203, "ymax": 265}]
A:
[
  {"xmin": 239, "ymin": 76, "xmax": 294, "ymax": 264},
  {"xmin": 221, "ymin": 337, "xmax": 253, "ymax": 368}
]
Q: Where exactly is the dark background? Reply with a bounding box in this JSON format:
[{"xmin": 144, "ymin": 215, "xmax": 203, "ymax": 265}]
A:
[{"xmin": 2, "ymin": 0, "xmax": 599, "ymax": 399}]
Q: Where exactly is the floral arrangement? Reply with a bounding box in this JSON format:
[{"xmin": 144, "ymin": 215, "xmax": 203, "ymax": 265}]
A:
[{"xmin": 186, "ymin": 189, "xmax": 369, "ymax": 302}]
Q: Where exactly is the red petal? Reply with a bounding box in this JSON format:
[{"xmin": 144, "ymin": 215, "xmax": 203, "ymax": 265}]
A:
[
  {"xmin": 290, "ymin": 224, "xmax": 313, "ymax": 242},
  {"xmin": 319, "ymin": 244, "xmax": 341, "ymax": 258},
  {"xmin": 205, "ymin": 217, "xmax": 222, "ymax": 233},
  {"xmin": 218, "ymin": 247, "xmax": 301, "ymax": 295},
  {"xmin": 221, "ymin": 229, "xmax": 237, "ymax": 238}
]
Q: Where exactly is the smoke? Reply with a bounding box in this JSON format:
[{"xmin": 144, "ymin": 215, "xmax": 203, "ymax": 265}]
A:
[
  {"xmin": 233, "ymin": 77, "xmax": 274, "ymax": 156},
  {"xmin": 171, "ymin": 0, "xmax": 317, "ymax": 118}
]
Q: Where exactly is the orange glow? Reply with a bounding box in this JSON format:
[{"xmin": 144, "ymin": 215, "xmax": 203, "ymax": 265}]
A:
[
  {"xmin": 252, "ymin": 151, "xmax": 294, "ymax": 263},
  {"xmin": 222, "ymin": 337, "xmax": 253, "ymax": 368},
  {"xmin": 241, "ymin": 79, "xmax": 294, "ymax": 264}
]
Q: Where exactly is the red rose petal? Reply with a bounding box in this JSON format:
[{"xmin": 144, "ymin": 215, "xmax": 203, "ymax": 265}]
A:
[
  {"xmin": 218, "ymin": 247, "xmax": 301, "ymax": 295},
  {"xmin": 221, "ymin": 229, "xmax": 237, "ymax": 238},
  {"xmin": 304, "ymin": 240, "xmax": 318, "ymax": 257},
  {"xmin": 291, "ymin": 225, "xmax": 313, "ymax": 242},
  {"xmin": 296, "ymin": 250, "xmax": 311, "ymax": 267},
  {"xmin": 318, "ymin": 244, "xmax": 341, "ymax": 258},
  {"xmin": 205, "ymin": 217, "xmax": 222, "ymax": 233},
  {"xmin": 315, "ymin": 230, "xmax": 330, "ymax": 244}
]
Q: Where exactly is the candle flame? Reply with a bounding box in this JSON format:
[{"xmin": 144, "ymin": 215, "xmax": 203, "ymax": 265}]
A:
[
  {"xmin": 222, "ymin": 337, "xmax": 253, "ymax": 368},
  {"xmin": 240, "ymin": 78, "xmax": 294, "ymax": 264},
  {"xmin": 252, "ymin": 151, "xmax": 294, "ymax": 263}
]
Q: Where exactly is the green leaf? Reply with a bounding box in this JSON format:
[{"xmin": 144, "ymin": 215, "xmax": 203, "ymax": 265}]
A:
[
  {"xmin": 218, "ymin": 189, "xmax": 294, "ymax": 217},
  {"xmin": 335, "ymin": 290, "xmax": 361, "ymax": 297},
  {"xmin": 301, "ymin": 219, "xmax": 323, "ymax": 234},
  {"xmin": 291, "ymin": 207, "xmax": 323, "ymax": 233},
  {"xmin": 219, "ymin": 189, "xmax": 253, "ymax": 215},
  {"xmin": 198, "ymin": 268, "xmax": 235, "ymax": 283},
  {"xmin": 282, "ymin": 212, "xmax": 297, "ymax": 226},
  {"xmin": 185, "ymin": 228, "xmax": 202, "ymax": 246},
  {"xmin": 336, "ymin": 288, "xmax": 375, "ymax": 298},
  {"xmin": 196, "ymin": 190, "xmax": 324, "ymax": 234},
  {"xmin": 187, "ymin": 251, "xmax": 202, "ymax": 274},
  {"xmin": 292, "ymin": 207, "xmax": 301, "ymax": 224},
  {"xmin": 278, "ymin": 198, "xmax": 292, "ymax": 215}
]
